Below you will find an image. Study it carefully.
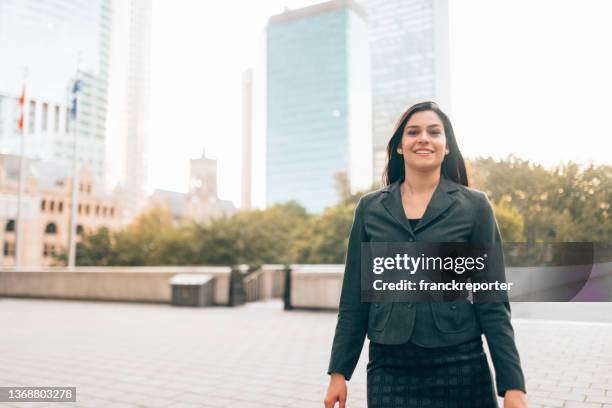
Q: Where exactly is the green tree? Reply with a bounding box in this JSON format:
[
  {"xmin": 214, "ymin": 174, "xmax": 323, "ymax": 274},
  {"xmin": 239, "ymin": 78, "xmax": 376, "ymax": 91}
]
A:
[
  {"xmin": 56, "ymin": 156, "xmax": 610, "ymax": 267},
  {"xmin": 468, "ymin": 155, "xmax": 611, "ymax": 242},
  {"xmin": 190, "ymin": 202, "xmax": 309, "ymax": 266},
  {"xmin": 54, "ymin": 226, "xmax": 115, "ymax": 266},
  {"xmin": 112, "ymin": 203, "xmax": 175, "ymax": 265},
  {"xmin": 291, "ymin": 201, "xmax": 356, "ymax": 264},
  {"xmin": 491, "ymin": 200, "xmax": 525, "ymax": 242}
]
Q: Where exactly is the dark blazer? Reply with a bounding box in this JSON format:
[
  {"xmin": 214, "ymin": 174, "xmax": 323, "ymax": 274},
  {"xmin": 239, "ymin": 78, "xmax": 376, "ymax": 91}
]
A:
[{"xmin": 327, "ymin": 173, "xmax": 526, "ymax": 398}]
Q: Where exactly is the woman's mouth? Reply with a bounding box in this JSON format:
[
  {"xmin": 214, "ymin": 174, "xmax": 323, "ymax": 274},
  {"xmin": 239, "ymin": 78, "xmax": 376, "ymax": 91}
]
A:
[{"xmin": 413, "ymin": 149, "xmax": 434, "ymax": 156}]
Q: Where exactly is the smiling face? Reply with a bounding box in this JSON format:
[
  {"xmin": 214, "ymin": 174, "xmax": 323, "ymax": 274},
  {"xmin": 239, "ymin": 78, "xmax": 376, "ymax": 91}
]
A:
[{"xmin": 396, "ymin": 110, "xmax": 449, "ymax": 172}]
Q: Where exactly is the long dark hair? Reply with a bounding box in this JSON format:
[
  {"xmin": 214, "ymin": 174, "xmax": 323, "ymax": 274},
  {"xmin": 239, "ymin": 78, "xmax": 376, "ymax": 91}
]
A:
[{"xmin": 382, "ymin": 101, "xmax": 470, "ymax": 187}]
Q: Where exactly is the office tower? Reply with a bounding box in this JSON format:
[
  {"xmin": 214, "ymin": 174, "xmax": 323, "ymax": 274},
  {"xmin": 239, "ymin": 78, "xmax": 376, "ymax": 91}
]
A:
[
  {"xmin": 0, "ymin": 0, "xmax": 112, "ymax": 191},
  {"xmin": 124, "ymin": 0, "xmax": 152, "ymax": 218},
  {"xmin": 266, "ymin": 0, "xmax": 373, "ymax": 213},
  {"xmin": 362, "ymin": 0, "xmax": 451, "ymax": 183},
  {"xmin": 241, "ymin": 68, "xmax": 253, "ymax": 210}
]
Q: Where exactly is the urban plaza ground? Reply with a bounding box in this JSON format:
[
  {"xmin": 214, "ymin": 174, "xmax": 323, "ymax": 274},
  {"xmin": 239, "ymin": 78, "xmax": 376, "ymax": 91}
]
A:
[{"xmin": 1, "ymin": 298, "xmax": 612, "ymax": 407}]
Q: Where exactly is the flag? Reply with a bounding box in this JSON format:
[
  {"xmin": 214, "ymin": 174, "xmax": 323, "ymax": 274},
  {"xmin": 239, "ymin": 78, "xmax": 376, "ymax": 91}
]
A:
[
  {"xmin": 69, "ymin": 79, "xmax": 81, "ymax": 120},
  {"xmin": 17, "ymin": 85, "xmax": 25, "ymax": 131}
]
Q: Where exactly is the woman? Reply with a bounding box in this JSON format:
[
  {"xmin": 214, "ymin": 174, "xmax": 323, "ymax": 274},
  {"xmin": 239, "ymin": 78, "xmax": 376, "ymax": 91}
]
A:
[{"xmin": 323, "ymin": 101, "xmax": 527, "ymax": 408}]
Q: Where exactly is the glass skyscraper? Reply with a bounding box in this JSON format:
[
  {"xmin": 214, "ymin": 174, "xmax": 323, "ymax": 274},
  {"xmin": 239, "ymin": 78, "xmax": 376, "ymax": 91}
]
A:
[
  {"xmin": 0, "ymin": 0, "xmax": 112, "ymax": 191},
  {"xmin": 361, "ymin": 0, "xmax": 451, "ymax": 182},
  {"xmin": 266, "ymin": 0, "xmax": 372, "ymax": 213}
]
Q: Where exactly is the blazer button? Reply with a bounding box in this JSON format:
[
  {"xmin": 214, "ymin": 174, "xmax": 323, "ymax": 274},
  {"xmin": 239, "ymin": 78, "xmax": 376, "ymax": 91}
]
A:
[
  {"xmin": 450, "ymin": 304, "xmax": 457, "ymax": 310},
  {"xmin": 407, "ymin": 303, "xmax": 413, "ymax": 308},
  {"xmin": 374, "ymin": 303, "xmax": 379, "ymax": 308}
]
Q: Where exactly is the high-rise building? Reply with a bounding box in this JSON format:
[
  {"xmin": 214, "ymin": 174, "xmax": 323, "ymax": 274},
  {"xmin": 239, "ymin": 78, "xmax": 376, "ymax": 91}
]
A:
[
  {"xmin": 241, "ymin": 68, "xmax": 253, "ymax": 210},
  {"xmin": 361, "ymin": 0, "xmax": 451, "ymax": 183},
  {"xmin": 0, "ymin": 0, "xmax": 112, "ymax": 191},
  {"xmin": 124, "ymin": 0, "xmax": 152, "ymax": 218},
  {"xmin": 266, "ymin": 0, "xmax": 373, "ymax": 213}
]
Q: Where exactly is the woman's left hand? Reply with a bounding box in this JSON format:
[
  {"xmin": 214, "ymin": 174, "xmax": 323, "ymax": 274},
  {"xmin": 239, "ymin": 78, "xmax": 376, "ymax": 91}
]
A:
[{"xmin": 504, "ymin": 389, "xmax": 527, "ymax": 408}]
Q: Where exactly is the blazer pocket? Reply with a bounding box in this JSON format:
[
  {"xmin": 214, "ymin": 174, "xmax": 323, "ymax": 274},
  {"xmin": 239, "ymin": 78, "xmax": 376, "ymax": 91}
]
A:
[
  {"xmin": 368, "ymin": 302, "xmax": 393, "ymax": 331},
  {"xmin": 432, "ymin": 302, "xmax": 476, "ymax": 334}
]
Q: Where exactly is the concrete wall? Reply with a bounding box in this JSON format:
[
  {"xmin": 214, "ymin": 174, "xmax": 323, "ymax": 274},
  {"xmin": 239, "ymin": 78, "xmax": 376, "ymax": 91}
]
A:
[
  {"xmin": 286, "ymin": 262, "xmax": 612, "ymax": 309},
  {"xmin": 289, "ymin": 264, "xmax": 344, "ymax": 309},
  {"xmin": 0, "ymin": 266, "xmax": 231, "ymax": 304},
  {"xmin": 4, "ymin": 261, "xmax": 609, "ymax": 308}
]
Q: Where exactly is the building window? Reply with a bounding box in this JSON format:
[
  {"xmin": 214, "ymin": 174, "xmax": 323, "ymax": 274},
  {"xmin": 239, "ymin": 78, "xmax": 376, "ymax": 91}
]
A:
[
  {"xmin": 58, "ymin": 201, "xmax": 64, "ymax": 213},
  {"xmin": 4, "ymin": 242, "xmax": 15, "ymax": 257},
  {"xmin": 42, "ymin": 102, "xmax": 48, "ymax": 132},
  {"xmin": 54, "ymin": 105, "xmax": 60, "ymax": 132},
  {"xmin": 41, "ymin": 200, "xmax": 46, "ymax": 211},
  {"xmin": 5, "ymin": 219, "xmax": 15, "ymax": 232},
  {"xmin": 43, "ymin": 243, "xmax": 58, "ymax": 257},
  {"xmin": 13, "ymin": 97, "xmax": 20, "ymax": 133},
  {"xmin": 87, "ymin": 184, "xmax": 91, "ymax": 193},
  {"xmin": 65, "ymin": 108, "xmax": 70, "ymax": 133},
  {"xmin": 102, "ymin": 207, "xmax": 107, "ymax": 216},
  {"xmin": 45, "ymin": 223, "xmax": 57, "ymax": 234},
  {"xmin": 95, "ymin": 205, "xmax": 100, "ymax": 216},
  {"xmin": 76, "ymin": 225, "xmax": 84, "ymax": 235},
  {"xmin": 49, "ymin": 201, "xmax": 55, "ymax": 212},
  {"xmin": 110, "ymin": 207, "xmax": 115, "ymax": 217},
  {"xmin": 28, "ymin": 100, "xmax": 36, "ymax": 133},
  {"xmin": 85, "ymin": 204, "xmax": 90, "ymax": 215},
  {"xmin": 0, "ymin": 96, "xmax": 4, "ymax": 136}
]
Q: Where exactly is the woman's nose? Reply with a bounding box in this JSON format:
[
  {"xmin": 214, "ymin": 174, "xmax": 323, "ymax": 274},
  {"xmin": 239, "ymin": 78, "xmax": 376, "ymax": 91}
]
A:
[{"xmin": 417, "ymin": 132, "xmax": 430, "ymax": 141}]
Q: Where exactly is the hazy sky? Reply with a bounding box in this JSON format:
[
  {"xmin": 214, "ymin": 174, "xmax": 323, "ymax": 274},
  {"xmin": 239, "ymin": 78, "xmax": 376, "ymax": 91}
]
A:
[{"xmin": 149, "ymin": 0, "xmax": 612, "ymax": 208}]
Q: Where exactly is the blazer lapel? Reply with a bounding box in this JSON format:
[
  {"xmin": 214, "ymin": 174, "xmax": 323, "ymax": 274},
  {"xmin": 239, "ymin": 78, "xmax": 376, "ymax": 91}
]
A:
[
  {"xmin": 381, "ymin": 179, "xmax": 415, "ymax": 236},
  {"xmin": 415, "ymin": 175, "xmax": 459, "ymax": 233},
  {"xmin": 381, "ymin": 174, "xmax": 460, "ymax": 237}
]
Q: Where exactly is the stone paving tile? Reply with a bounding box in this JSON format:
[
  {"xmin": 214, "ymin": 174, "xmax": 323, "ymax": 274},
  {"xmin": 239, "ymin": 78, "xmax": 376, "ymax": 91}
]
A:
[{"xmin": 0, "ymin": 298, "xmax": 611, "ymax": 407}]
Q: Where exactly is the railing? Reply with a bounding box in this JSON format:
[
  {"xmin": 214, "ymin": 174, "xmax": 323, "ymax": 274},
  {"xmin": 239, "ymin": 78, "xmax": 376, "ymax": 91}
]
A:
[{"xmin": 244, "ymin": 264, "xmax": 286, "ymax": 302}]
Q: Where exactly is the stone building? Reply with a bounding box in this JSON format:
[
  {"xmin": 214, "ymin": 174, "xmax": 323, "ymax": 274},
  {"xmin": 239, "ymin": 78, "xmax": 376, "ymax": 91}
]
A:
[
  {"xmin": 0, "ymin": 154, "xmax": 122, "ymax": 267},
  {"xmin": 147, "ymin": 150, "xmax": 235, "ymax": 225}
]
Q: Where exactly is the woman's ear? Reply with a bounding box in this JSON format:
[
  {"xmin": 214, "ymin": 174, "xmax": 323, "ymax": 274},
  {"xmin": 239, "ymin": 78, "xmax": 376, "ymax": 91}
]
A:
[{"xmin": 397, "ymin": 148, "xmax": 403, "ymax": 155}]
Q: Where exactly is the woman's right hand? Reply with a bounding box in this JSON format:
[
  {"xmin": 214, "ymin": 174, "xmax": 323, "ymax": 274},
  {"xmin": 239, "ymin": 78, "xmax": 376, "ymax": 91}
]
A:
[{"xmin": 324, "ymin": 373, "xmax": 348, "ymax": 408}]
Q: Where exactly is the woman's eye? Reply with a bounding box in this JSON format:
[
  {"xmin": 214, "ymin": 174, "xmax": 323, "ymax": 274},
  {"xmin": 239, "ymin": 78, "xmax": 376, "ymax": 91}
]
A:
[{"xmin": 407, "ymin": 131, "xmax": 418, "ymax": 136}]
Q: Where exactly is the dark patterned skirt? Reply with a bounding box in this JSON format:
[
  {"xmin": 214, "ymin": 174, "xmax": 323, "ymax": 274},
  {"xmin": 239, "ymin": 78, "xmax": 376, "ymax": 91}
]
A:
[{"xmin": 367, "ymin": 336, "xmax": 498, "ymax": 408}]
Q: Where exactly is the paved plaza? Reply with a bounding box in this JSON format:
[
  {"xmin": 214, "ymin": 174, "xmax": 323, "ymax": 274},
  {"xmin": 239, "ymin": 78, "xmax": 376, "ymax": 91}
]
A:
[{"xmin": 1, "ymin": 298, "xmax": 612, "ymax": 408}]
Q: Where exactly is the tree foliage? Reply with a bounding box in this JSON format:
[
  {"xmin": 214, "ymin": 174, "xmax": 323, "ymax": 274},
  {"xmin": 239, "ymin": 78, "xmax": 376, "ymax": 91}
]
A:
[
  {"xmin": 57, "ymin": 156, "xmax": 610, "ymax": 266},
  {"xmin": 469, "ymin": 154, "xmax": 611, "ymax": 242}
]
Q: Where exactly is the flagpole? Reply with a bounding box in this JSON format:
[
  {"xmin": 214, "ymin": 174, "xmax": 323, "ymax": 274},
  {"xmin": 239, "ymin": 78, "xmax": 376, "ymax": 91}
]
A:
[
  {"xmin": 67, "ymin": 57, "xmax": 81, "ymax": 269},
  {"xmin": 15, "ymin": 68, "xmax": 28, "ymax": 269}
]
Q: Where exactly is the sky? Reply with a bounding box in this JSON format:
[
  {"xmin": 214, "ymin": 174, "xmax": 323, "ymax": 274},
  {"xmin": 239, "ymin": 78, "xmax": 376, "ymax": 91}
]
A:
[{"xmin": 148, "ymin": 0, "xmax": 612, "ymax": 209}]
